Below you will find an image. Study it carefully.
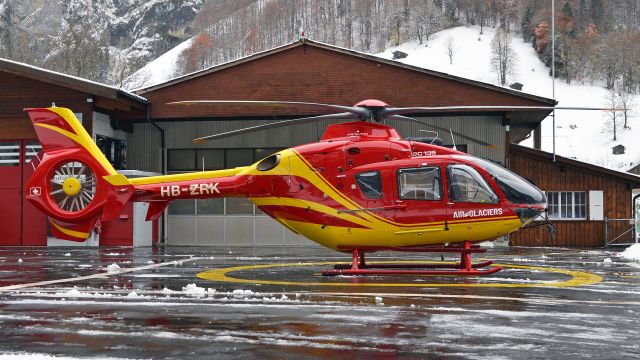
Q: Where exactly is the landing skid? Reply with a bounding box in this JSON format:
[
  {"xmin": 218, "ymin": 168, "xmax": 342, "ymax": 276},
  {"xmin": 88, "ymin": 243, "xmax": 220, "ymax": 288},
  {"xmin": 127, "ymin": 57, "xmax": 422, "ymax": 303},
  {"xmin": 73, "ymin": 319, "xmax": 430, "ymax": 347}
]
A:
[{"xmin": 321, "ymin": 241, "xmax": 502, "ymax": 276}]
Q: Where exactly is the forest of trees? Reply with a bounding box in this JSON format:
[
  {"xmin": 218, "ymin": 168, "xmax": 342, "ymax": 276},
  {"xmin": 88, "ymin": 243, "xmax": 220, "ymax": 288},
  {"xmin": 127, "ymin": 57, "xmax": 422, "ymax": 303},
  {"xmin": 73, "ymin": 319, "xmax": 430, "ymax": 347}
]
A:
[
  {"xmin": 1, "ymin": 0, "xmax": 640, "ymax": 94},
  {"xmin": 180, "ymin": 0, "xmax": 640, "ymax": 96}
]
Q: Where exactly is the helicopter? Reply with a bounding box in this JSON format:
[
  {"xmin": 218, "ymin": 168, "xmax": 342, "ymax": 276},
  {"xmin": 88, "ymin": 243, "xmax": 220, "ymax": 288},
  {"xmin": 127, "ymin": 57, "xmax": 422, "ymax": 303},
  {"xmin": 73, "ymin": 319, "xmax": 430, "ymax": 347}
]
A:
[{"xmin": 25, "ymin": 99, "xmax": 604, "ymax": 276}]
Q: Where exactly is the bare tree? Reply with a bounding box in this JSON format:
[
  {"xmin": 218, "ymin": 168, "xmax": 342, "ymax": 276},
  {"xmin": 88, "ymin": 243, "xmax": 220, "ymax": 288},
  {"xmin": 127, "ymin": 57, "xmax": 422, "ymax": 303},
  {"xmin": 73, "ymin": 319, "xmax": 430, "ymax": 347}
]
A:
[
  {"xmin": 445, "ymin": 35, "xmax": 456, "ymax": 64},
  {"xmin": 45, "ymin": 22, "xmax": 109, "ymax": 82},
  {"xmin": 618, "ymin": 88, "xmax": 635, "ymax": 129},
  {"xmin": 490, "ymin": 28, "xmax": 518, "ymax": 86},
  {"xmin": 410, "ymin": 0, "xmax": 442, "ymax": 46},
  {"xmin": 604, "ymin": 86, "xmax": 622, "ymax": 141}
]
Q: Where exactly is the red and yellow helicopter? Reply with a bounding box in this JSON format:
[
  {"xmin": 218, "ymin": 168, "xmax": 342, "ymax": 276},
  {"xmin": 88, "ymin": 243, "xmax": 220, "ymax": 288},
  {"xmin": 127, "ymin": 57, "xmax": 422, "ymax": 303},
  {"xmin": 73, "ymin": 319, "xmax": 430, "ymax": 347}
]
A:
[{"xmin": 24, "ymin": 99, "xmax": 585, "ymax": 276}]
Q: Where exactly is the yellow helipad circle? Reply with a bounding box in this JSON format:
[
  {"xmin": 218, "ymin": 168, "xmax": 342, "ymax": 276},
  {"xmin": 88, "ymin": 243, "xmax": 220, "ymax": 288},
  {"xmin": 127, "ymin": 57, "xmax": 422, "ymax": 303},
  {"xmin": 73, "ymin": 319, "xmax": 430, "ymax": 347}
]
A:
[
  {"xmin": 197, "ymin": 261, "xmax": 602, "ymax": 288},
  {"xmin": 63, "ymin": 177, "xmax": 81, "ymax": 196}
]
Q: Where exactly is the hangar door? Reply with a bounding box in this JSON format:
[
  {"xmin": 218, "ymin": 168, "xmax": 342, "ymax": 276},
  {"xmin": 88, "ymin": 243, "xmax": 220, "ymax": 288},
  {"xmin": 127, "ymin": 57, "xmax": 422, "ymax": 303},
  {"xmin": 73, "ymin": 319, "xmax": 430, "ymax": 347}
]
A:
[{"xmin": 0, "ymin": 140, "xmax": 46, "ymax": 246}]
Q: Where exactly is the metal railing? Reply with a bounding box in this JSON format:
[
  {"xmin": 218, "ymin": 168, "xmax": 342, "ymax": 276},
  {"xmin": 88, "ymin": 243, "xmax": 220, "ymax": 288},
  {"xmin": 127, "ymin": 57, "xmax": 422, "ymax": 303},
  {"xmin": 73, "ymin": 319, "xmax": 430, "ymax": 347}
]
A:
[{"xmin": 604, "ymin": 217, "xmax": 639, "ymax": 247}]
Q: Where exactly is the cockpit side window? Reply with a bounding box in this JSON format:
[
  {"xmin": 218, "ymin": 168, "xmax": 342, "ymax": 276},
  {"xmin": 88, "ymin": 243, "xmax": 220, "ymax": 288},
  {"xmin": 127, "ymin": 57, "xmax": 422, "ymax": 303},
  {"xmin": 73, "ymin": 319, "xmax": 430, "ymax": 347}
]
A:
[
  {"xmin": 355, "ymin": 171, "xmax": 382, "ymax": 199},
  {"xmin": 447, "ymin": 164, "xmax": 499, "ymax": 203},
  {"xmin": 466, "ymin": 157, "xmax": 546, "ymax": 205},
  {"xmin": 397, "ymin": 167, "xmax": 442, "ymax": 200}
]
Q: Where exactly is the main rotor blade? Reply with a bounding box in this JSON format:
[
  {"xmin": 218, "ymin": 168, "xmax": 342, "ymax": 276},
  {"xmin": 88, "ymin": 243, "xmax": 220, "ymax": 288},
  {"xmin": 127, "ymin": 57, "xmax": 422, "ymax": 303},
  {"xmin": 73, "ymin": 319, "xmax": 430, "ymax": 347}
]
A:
[
  {"xmin": 382, "ymin": 105, "xmax": 624, "ymax": 118},
  {"xmin": 192, "ymin": 112, "xmax": 356, "ymax": 143},
  {"xmin": 169, "ymin": 100, "xmax": 370, "ymax": 118},
  {"xmin": 388, "ymin": 115, "xmax": 496, "ymax": 148}
]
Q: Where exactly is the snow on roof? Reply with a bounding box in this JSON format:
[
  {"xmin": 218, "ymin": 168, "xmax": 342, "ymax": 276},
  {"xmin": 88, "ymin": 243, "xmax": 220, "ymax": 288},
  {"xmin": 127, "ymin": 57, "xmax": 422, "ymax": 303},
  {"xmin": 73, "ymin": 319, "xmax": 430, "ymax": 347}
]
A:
[{"xmin": 0, "ymin": 57, "xmax": 148, "ymax": 104}]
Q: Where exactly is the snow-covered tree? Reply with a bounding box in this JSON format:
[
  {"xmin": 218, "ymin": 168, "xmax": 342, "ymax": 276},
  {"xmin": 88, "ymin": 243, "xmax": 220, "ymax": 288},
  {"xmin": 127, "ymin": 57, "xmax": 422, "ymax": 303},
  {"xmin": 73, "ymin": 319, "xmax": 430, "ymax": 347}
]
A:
[
  {"xmin": 604, "ymin": 86, "xmax": 622, "ymax": 141},
  {"xmin": 445, "ymin": 35, "xmax": 456, "ymax": 64},
  {"xmin": 409, "ymin": 0, "xmax": 442, "ymax": 46},
  {"xmin": 618, "ymin": 88, "xmax": 635, "ymax": 130},
  {"xmin": 490, "ymin": 28, "xmax": 518, "ymax": 86}
]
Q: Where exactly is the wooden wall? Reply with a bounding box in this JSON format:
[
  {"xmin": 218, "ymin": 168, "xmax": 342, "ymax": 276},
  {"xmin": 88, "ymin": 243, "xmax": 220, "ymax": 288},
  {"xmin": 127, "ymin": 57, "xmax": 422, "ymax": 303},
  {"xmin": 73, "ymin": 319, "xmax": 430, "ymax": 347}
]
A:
[
  {"xmin": 0, "ymin": 71, "xmax": 95, "ymax": 139},
  {"xmin": 509, "ymin": 146, "xmax": 637, "ymax": 247}
]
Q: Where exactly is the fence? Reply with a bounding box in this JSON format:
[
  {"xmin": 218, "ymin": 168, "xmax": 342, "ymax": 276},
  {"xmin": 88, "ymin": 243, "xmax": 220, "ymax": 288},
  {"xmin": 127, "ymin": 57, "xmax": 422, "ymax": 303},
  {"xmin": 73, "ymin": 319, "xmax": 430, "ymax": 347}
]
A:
[{"xmin": 604, "ymin": 217, "xmax": 639, "ymax": 247}]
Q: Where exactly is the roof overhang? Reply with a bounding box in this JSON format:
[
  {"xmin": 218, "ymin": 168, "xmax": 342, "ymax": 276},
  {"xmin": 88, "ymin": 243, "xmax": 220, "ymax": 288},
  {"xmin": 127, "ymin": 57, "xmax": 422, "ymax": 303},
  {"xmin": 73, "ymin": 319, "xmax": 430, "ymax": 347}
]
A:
[
  {"xmin": 511, "ymin": 144, "xmax": 640, "ymax": 188},
  {"xmin": 0, "ymin": 57, "xmax": 149, "ymax": 112}
]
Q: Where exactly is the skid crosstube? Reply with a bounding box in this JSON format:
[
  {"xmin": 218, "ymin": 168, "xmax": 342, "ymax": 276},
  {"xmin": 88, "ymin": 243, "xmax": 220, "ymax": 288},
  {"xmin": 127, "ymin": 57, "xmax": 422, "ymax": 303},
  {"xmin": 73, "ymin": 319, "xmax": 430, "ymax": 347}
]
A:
[{"xmin": 322, "ymin": 241, "xmax": 503, "ymax": 276}]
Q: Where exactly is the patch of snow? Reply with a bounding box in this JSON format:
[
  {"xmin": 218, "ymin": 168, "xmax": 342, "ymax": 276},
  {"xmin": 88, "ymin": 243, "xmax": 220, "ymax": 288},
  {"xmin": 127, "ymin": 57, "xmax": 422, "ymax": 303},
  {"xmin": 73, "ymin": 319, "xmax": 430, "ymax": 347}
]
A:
[
  {"xmin": 63, "ymin": 253, "xmax": 71, "ymax": 257},
  {"xmin": 59, "ymin": 288, "xmax": 82, "ymax": 298},
  {"xmin": 603, "ymin": 258, "xmax": 613, "ymax": 263},
  {"xmin": 128, "ymin": 37, "xmax": 194, "ymax": 90},
  {"xmin": 161, "ymin": 287, "xmax": 175, "ymax": 295},
  {"xmin": 232, "ymin": 289, "xmax": 254, "ymax": 297},
  {"xmin": 182, "ymin": 283, "xmax": 206, "ymax": 296},
  {"xmin": 126, "ymin": 291, "xmax": 140, "ymax": 298},
  {"xmin": 619, "ymin": 244, "xmax": 640, "ymax": 262},
  {"xmin": 17, "ymin": 259, "xmax": 23, "ymax": 263},
  {"xmin": 106, "ymin": 263, "xmax": 121, "ymax": 274}
]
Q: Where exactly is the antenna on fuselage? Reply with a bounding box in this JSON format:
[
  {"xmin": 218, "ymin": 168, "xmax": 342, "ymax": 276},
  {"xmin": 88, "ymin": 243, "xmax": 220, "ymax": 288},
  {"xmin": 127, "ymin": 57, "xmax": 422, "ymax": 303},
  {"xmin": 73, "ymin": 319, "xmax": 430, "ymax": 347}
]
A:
[{"xmin": 449, "ymin": 129, "xmax": 457, "ymax": 151}]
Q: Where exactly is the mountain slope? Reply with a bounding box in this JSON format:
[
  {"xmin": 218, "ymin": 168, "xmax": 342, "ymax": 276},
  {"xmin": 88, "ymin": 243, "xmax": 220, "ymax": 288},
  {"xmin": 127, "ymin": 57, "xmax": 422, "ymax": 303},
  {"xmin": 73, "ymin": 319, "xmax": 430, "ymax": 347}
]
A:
[
  {"xmin": 378, "ymin": 26, "xmax": 639, "ymax": 173},
  {"xmin": 0, "ymin": 0, "xmax": 206, "ymax": 86}
]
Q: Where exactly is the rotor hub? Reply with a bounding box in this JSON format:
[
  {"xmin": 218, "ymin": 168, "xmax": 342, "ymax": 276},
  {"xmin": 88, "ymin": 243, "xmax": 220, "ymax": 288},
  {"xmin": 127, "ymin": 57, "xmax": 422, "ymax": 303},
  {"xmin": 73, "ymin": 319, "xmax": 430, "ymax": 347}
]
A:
[{"xmin": 63, "ymin": 177, "xmax": 82, "ymax": 196}]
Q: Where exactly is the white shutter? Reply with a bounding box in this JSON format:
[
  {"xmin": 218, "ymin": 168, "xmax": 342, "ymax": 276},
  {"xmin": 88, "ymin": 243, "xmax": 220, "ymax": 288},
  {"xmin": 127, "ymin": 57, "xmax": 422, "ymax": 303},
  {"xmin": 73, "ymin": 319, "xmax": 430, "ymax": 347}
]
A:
[{"xmin": 589, "ymin": 190, "xmax": 604, "ymax": 221}]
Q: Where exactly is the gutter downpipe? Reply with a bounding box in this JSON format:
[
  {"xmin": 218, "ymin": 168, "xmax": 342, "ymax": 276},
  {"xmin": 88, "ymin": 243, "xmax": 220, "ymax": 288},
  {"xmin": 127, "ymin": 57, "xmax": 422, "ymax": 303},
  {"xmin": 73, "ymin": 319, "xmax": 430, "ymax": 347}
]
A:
[
  {"xmin": 633, "ymin": 194, "xmax": 640, "ymax": 243},
  {"xmin": 145, "ymin": 103, "xmax": 167, "ymax": 243}
]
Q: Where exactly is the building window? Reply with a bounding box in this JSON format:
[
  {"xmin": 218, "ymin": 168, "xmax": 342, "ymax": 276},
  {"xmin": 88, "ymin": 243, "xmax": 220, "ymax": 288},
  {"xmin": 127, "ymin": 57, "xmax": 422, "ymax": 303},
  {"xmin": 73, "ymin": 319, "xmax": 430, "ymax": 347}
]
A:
[
  {"xmin": 547, "ymin": 191, "xmax": 586, "ymax": 220},
  {"xmin": 398, "ymin": 167, "xmax": 442, "ymax": 200}
]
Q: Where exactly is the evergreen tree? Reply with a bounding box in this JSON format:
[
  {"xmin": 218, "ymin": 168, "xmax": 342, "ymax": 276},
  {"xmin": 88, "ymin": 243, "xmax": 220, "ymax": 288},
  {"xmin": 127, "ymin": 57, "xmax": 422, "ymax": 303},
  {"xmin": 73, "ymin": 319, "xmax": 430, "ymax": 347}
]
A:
[{"xmin": 521, "ymin": 7, "xmax": 533, "ymax": 43}]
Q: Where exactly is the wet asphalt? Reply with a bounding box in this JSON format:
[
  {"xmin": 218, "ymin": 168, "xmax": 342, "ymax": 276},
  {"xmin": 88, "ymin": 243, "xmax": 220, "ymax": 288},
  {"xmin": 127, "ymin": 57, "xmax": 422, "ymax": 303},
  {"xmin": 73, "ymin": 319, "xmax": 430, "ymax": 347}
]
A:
[{"xmin": 0, "ymin": 245, "xmax": 639, "ymax": 359}]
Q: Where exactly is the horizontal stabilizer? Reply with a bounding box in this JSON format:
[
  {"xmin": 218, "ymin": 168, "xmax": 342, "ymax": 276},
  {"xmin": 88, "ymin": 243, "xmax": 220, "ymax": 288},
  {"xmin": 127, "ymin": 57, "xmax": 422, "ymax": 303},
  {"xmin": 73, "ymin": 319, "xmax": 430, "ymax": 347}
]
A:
[
  {"xmin": 146, "ymin": 201, "xmax": 169, "ymax": 221},
  {"xmin": 101, "ymin": 188, "xmax": 135, "ymax": 222}
]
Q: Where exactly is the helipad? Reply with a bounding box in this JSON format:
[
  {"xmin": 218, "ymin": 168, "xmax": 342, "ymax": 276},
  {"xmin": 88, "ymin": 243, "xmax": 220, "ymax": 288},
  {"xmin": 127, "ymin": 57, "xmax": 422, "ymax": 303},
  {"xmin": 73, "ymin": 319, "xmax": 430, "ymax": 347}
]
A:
[{"xmin": 0, "ymin": 245, "xmax": 638, "ymax": 359}]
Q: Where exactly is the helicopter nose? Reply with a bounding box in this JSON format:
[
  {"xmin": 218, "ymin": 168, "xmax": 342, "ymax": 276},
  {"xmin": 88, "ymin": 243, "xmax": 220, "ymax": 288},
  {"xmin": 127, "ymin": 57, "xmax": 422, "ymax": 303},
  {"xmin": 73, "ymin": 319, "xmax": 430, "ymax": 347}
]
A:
[{"xmin": 512, "ymin": 205, "xmax": 547, "ymax": 226}]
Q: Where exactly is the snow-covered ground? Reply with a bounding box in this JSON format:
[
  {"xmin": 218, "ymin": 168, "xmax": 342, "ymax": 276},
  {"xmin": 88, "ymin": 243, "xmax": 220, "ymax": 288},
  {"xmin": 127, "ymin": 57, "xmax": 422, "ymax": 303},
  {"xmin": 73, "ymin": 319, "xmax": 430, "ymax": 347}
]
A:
[
  {"xmin": 378, "ymin": 26, "xmax": 640, "ymax": 172},
  {"xmin": 128, "ymin": 37, "xmax": 194, "ymax": 90},
  {"xmin": 620, "ymin": 243, "xmax": 640, "ymax": 261},
  {"xmin": 129, "ymin": 25, "xmax": 640, "ymax": 172}
]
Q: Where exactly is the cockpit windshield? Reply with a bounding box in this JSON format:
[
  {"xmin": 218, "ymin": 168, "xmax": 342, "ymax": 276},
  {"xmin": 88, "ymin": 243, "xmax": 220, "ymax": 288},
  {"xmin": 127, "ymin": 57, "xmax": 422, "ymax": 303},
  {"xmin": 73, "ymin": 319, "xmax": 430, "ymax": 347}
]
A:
[{"xmin": 467, "ymin": 157, "xmax": 546, "ymax": 205}]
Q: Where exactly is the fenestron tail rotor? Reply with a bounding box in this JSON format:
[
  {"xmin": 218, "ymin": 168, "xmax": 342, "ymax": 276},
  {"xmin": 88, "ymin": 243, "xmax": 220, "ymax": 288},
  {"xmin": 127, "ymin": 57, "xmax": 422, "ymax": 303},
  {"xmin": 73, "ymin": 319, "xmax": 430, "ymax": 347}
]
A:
[{"xmin": 49, "ymin": 161, "xmax": 97, "ymax": 213}]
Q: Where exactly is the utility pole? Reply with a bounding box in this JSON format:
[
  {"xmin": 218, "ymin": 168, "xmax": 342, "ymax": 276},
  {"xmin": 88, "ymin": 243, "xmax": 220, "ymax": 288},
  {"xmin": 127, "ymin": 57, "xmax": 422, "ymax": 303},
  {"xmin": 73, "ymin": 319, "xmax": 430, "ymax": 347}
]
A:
[{"xmin": 552, "ymin": 0, "xmax": 556, "ymax": 162}]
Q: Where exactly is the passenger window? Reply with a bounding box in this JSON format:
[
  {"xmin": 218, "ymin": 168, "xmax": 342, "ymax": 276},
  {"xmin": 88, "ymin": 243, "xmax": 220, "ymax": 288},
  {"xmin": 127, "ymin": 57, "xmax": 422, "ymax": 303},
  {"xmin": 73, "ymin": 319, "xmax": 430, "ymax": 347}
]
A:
[
  {"xmin": 398, "ymin": 167, "xmax": 442, "ymax": 200},
  {"xmin": 447, "ymin": 164, "xmax": 498, "ymax": 203},
  {"xmin": 355, "ymin": 171, "xmax": 382, "ymax": 199}
]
